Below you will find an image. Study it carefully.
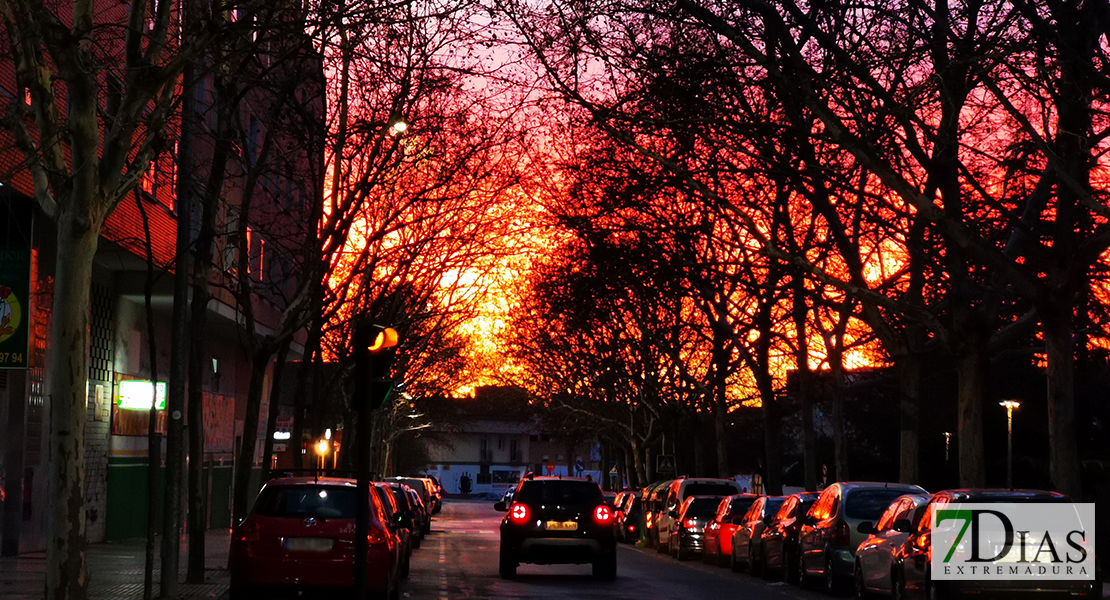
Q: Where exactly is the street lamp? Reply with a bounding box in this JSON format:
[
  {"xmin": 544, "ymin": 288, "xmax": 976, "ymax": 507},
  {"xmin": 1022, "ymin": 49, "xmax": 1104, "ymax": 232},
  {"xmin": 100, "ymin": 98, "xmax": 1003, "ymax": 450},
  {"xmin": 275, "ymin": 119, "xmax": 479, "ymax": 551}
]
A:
[
  {"xmin": 1000, "ymin": 400, "xmax": 1021, "ymax": 489},
  {"xmin": 315, "ymin": 439, "xmax": 330, "ymax": 471},
  {"xmin": 943, "ymin": 432, "xmax": 952, "ymax": 461}
]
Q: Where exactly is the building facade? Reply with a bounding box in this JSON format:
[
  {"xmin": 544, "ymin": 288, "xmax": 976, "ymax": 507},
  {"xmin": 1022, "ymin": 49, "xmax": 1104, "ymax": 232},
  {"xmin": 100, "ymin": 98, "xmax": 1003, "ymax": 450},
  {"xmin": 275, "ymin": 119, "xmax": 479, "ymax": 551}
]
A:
[{"xmin": 0, "ymin": 2, "xmax": 324, "ymax": 552}]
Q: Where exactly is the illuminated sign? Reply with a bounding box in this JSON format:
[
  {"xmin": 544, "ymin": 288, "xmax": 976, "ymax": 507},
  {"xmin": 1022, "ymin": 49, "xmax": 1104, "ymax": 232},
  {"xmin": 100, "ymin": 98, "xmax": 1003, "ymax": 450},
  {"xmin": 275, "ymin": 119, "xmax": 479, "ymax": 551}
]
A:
[{"xmin": 118, "ymin": 380, "xmax": 167, "ymax": 410}]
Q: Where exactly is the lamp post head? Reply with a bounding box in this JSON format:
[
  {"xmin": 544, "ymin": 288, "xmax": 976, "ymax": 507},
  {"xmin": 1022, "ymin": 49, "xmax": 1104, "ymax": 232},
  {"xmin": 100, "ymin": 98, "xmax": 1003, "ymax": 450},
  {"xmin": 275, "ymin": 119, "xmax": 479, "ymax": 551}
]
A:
[
  {"xmin": 1000, "ymin": 400, "xmax": 1021, "ymax": 411},
  {"xmin": 315, "ymin": 439, "xmax": 330, "ymax": 457}
]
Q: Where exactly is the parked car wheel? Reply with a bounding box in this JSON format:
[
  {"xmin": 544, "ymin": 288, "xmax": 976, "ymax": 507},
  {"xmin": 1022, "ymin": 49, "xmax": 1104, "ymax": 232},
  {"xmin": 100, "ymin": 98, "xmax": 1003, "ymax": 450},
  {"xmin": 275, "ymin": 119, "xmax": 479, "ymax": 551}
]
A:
[
  {"xmin": 854, "ymin": 562, "xmax": 870, "ymax": 599},
  {"xmin": 826, "ymin": 555, "xmax": 846, "ymax": 595},
  {"xmin": 749, "ymin": 543, "xmax": 762, "ymax": 577},
  {"xmin": 228, "ymin": 588, "xmax": 257, "ymax": 600},
  {"xmin": 592, "ymin": 553, "xmax": 617, "ymax": 580},
  {"xmin": 499, "ymin": 549, "xmax": 517, "ymax": 579},
  {"xmin": 925, "ymin": 578, "xmax": 946, "ymax": 600},
  {"xmin": 760, "ymin": 546, "xmax": 775, "ymax": 581},
  {"xmin": 797, "ymin": 551, "xmax": 814, "ymax": 589},
  {"xmin": 716, "ymin": 546, "xmax": 729, "ymax": 568},
  {"xmin": 890, "ymin": 569, "xmax": 905, "ymax": 600},
  {"xmin": 784, "ymin": 548, "xmax": 800, "ymax": 585}
]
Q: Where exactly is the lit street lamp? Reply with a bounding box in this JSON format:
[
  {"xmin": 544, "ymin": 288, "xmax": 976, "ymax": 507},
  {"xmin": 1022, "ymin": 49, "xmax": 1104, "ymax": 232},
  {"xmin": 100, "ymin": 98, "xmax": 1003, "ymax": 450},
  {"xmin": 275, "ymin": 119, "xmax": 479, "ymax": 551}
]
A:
[
  {"xmin": 1000, "ymin": 400, "xmax": 1021, "ymax": 489},
  {"xmin": 315, "ymin": 439, "xmax": 330, "ymax": 471},
  {"xmin": 943, "ymin": 432, "xmax": 952, "ymax": 461}
]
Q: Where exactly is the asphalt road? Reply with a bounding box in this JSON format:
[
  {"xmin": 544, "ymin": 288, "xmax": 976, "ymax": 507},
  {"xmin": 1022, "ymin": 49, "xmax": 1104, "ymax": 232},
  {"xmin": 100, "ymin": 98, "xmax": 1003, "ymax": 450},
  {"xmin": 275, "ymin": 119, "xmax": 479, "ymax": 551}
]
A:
[{"xmin": 403, "ymin": 500, "xmax": 833, "ymax": 600}]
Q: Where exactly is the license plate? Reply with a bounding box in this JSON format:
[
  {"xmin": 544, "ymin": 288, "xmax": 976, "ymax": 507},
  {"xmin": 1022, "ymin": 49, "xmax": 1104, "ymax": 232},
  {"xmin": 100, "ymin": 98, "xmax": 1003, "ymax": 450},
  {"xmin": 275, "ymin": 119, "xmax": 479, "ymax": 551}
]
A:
[
  {"xmin": 546, "ymin": 521, "xmax": 578, "ymax": 531},
  {"xmin": 284, "ymin": 537, "xmax": 334, "ymax": 552}
]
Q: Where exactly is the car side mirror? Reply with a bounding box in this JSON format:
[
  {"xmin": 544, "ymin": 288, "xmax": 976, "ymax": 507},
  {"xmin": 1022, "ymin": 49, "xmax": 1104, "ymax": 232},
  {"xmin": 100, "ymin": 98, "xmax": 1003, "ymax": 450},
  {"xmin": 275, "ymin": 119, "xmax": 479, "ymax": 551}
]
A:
[
  {"xmin": 892, "ymin": 519, "xmax": 911, "ymax": 533},
  {"xmin": 494, "ymin": 501, "xmax": 507, "ymax": 512},
  {"xmin": 857, "ymin": 521, "xmax": 875, "ymax": 535}
]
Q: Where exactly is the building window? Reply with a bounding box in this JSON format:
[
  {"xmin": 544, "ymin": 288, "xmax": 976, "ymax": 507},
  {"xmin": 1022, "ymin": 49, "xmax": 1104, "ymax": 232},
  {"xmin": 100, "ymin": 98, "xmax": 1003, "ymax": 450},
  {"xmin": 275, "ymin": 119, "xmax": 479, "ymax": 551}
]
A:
[
  {"xmin": 477, "ymin": 464, "xmax": 491, "ymax": 485},
  {"xmin": 140, "ymin": 159, "xmax": 155, "ymax": 195}
]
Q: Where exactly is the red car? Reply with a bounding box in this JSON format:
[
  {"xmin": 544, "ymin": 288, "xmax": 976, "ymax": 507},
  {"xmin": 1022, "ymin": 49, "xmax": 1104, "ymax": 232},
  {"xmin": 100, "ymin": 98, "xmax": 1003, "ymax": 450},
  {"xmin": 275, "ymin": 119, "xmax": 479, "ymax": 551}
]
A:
[
  {"xmin": 229, "ymin": 477, "xmax": 402, "ymax": 600},
  {"xmin": 702, "ymin": 494, "xmax": 760, "ymax": 567}
]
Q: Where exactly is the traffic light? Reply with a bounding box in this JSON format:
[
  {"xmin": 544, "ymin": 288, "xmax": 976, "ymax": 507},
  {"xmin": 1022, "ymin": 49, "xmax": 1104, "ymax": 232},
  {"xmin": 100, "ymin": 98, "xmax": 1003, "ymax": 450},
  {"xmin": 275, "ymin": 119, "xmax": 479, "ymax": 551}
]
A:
[{"xmin": 355, "ymin": 323, "xmax": 399, "ymax": 410}]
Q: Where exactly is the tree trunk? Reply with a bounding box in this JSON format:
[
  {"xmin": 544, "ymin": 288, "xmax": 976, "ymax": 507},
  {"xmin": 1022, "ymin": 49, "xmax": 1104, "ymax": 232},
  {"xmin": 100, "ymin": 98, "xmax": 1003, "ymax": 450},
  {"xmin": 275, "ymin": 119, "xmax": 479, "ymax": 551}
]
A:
[
  {"xmin": 956, "ymin": 350, "xmax": 986, "ymax": 488},
  {"xmin": 623, "ymin": 445, "xmax": 636, "ymax": 488},
  {"xmin": 1042, "ymin": 305, "xmax": 1082, "ymax": 498},
  {"xmin": 136, "ymin": 194, "xmax": 161, "ymax": 600},
  {"xmin": 712, "ymin": 324, "xmax": 730, "ymax": 478},
  {"xmin": 262, "ymin": 344, "xmax": 290, "ymax": 481},
  {"xmin": 162, "ymin": 53, "xmax": 197, "ymax": 598},
  {"xmin": 898, "ymin": 351, "xmax": 922, "ymax": 484},
  {"xmin": 792, "ymin": 285, "xmax": 817, "ymax": 491},
  {"xmin": 290, "ymin": 331, "xmax": 320, "ymax": 470},
  {"xmin": 829, "ymin": 347, "xmax": 849, "ymax": 482},
  {"xmin": 760, "ymin": 388, "xmax": 783, "ymax": 495},
  {"xmin": 232, "ymin": 351, "xmax": 271, "ymax": 521},
  {"xmin": 692, "ymin": 412, "xmax": 707, "ymax": 477},
  {"xmin": 45, "ymin": 213, "xmax": 98, "ymax": 600},
  {"xmin": 339, "ymin": 407, "xmax": 356, "ymax": 471},
  {"xmin": 185, "ymin": 196, "xmax": 217, "ymax": 584}
]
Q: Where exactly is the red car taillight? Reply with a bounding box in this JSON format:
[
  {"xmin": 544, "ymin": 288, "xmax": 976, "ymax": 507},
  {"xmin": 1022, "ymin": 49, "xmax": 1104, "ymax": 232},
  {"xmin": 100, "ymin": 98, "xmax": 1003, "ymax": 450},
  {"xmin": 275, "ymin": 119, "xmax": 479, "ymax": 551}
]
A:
[
  {"xmin": 509, "ymin": 502, "xmax": 530, "ymax": 524},
  {"xmin": 367, "ymin": 524, "xmax": 392, "ymax": 547},
  {"xmin": 594, "ymin": 505, "xmax": 613, "ymax": 524},
  {"xmin": 833, "ymin": 520, "xmax": 851, "ymax": 546},
  {"xmin": 237, "ymin": 519, "xmax": 260, "ymax": 543},
  {"xmin": 683, "ymin": 519, "xmax": 697, "ymax": 529}
]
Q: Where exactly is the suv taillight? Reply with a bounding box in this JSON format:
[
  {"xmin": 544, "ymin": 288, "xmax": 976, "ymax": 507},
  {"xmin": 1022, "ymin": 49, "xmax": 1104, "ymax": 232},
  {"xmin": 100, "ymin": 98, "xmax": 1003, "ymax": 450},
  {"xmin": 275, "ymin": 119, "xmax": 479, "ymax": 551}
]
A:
[
  {"xmin": 683, "ymin": 518, "xmax": 697, "ymax": 529},
  {"xmin": 509, "ymin": 502, "xmax": 530, "ymax": 524},
  {"xmin": 238, "ymin": 519, "xmax": 260, "ymax": 543},
  {"xmin": 833, "ymin": 520, "xmax": 851, "ymax": 546},
  {"xmin": 594, "ymin": 505, "xmax": 613, "ymax": 524}
]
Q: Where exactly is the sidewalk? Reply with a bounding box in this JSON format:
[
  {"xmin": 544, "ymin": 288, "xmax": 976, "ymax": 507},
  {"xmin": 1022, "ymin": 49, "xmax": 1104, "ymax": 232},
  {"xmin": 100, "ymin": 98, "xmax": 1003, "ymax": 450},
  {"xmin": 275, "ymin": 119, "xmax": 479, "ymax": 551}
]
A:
[{"xmin": 0, "ymin": 530, "xmax": 231, "ymax": 600}]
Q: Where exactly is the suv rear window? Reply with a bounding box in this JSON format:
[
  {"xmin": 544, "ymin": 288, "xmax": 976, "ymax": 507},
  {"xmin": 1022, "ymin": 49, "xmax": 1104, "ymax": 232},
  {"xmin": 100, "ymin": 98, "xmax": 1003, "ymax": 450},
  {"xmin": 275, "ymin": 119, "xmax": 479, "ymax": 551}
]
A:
[
  {"xmin": 844, "ymin": 489, "xmax": 907, "ymax": 520},
  {"xmin": 255, "ymin": 486, "xmax": 357, "ymax": 519},
  {"xmin": 515, "ymin": 480, "xmax": 603, "ymax": 505},
  {"xmin": 684, "ymin": 483, "xmax": 739, "ymax": 497},
  {"xmin": 684, "ymin": 497, "xmax": 723, "ymax": 517}
]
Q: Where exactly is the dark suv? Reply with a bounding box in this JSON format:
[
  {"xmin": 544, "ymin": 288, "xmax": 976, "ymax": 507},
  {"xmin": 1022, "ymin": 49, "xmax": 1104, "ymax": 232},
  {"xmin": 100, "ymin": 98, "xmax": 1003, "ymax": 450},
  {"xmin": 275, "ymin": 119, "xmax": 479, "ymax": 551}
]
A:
[{"xmin": 495, "ymin": 477, "xmax": 617, "ymax": 580}]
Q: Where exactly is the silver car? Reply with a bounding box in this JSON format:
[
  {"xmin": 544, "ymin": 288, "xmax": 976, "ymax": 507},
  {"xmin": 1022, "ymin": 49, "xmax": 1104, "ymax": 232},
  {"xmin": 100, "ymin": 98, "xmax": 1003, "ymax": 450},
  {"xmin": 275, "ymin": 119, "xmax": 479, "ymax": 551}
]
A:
[
  {"xmin": 798, "ymin": 482, "xmax": 927, "ymax": 595},
  {"xmin": 853, "ymin": 493, "xmax": 929, "ymax": 597}
]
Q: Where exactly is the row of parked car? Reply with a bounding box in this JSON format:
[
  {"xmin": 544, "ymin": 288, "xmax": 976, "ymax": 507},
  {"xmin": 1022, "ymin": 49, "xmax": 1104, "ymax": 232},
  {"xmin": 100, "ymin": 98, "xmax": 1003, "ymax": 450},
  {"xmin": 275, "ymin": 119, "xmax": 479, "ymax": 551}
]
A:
[
  {"xmin": 610, "ymin": 478, "xmax": 1102, "ymax": 599},
  {"xmin": 228, "ymin": 474, "xmax": 444, "ymax": 599}
]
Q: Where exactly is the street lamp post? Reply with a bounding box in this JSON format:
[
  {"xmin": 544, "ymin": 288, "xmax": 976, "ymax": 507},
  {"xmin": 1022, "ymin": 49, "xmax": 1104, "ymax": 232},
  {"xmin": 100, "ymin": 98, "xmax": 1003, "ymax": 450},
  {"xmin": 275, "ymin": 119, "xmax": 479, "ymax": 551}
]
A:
[
  {"xmin": 943, "ymin": 432, "xmax": 952, "ymax": 462},
  {"xmin": 1000, "ymin": 401, "xmax": 1021, "ymax": 489}
]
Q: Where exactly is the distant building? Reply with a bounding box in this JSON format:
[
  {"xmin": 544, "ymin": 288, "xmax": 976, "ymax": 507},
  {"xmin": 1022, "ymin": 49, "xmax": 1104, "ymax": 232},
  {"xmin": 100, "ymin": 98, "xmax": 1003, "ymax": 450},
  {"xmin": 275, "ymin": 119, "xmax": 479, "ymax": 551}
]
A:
[{"xmin": 421, "ymin": 387, "xmax": 602, "ymax": 496}]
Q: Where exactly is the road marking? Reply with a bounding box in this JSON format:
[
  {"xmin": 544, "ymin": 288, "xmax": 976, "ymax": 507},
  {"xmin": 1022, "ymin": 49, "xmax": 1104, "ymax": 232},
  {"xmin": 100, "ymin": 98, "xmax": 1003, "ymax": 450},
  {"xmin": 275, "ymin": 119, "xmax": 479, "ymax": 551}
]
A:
[{"xmin": 438, "ymin": 535, "xmax": 449, "ymax": 600}]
